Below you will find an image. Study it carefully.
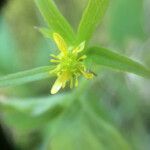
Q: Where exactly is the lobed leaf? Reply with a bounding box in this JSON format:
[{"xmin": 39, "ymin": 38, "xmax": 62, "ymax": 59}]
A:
[
  {"xmin": 0, "ymin": 66, "xmax": 53, "ymax": 88},
  {"xmin": 86, "ymin": 47, "xmax": 150, "ymax": 78},
  {"xmin": 35, "ymin": 0, "xmax": 76, "ymax": 45},
  {"xmin": 77, "ymin": 0, "xmax": 109, "ymax": 44}
]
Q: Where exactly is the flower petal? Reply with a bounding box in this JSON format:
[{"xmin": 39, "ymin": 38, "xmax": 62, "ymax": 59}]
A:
[
  {"xmin": 51, "ymin": 76, "xmax": 63, "ymax": 94},
  {"xmin": 75, "ymin": 77, "xmax": 79, "ymax": 87},
  {"xmin": 51, "ymin": 72, "xmax": 70, "ymax": 94},
  {"xmin": 53, "ymin": 33, "xmax": 68, "ymax": 55},
  {"xmin": 73, "ymin": 41, "xmax": 85, "ymax": 54},
  {"xmin": 81, "ymin": 70, "xmax": 94, "ymax": 79},
  {"xmin": 78, "ymin": 55, "xmax": 87, "ymax": 61},
  {"xmin": 70, "ymin": 77, "xmax": 74, "ymax": 88},
  {"xmin": 50, "ymin": 59, "xmax": 60, "ymax": 63}
]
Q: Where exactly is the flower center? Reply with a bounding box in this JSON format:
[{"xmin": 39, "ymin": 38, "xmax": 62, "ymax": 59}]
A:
[
  {"xmin": 58, "ymin": 52, "xmax": 83, "ymax": 76},
  {"xmin": 49, "ymin": 33, "xmax": 94, "ymax": 94}
]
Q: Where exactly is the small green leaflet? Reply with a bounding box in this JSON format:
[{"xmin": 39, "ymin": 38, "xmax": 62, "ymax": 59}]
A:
[{"xmin": 86, "ymin": 47, "xmax": 150, "ymax": 78}]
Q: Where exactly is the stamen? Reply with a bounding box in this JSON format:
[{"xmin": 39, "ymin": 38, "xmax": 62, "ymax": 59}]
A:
[
  {"xmin": 50, "ymin": 54, "xmax": 58, "ymax": 59},
  {"xmin": 50, "ymin": 59, "xmax": 60, "ymax": 63},
  {"xmin": 78, "ymin": 55, "xmax": 87, "ymax": 61},
  {"xmin": 75, "ymin": 77, "xmax": 78, "ymax": 87},
  {"xmin": 70, "ymin": 77, "xmax": 74, "ymax": 88}
]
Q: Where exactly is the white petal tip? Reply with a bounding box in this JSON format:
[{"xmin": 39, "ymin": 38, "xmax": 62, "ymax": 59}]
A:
[
  {"xmin": 51, "ymin": 80, "xmax": 62, "ymax": 95},
  {"xmin": 51, "ymin": 86, "xmax": 60, "ymax": 95},
  {"xmin": 51, "ymin": 90, "xmax": 57, "ymax": 95}
]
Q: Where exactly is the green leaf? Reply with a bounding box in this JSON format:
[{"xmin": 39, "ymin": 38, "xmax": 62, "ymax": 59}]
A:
[
  {"xmin": 0, "ymin": 95, "xmax": 71, "ymax": 116},
  {"xmin": 81, "ymin": 100, "xmax": 132, "ymax": 150},
  {"xmin": 50, "ymin": 119, "xmax": 105, "ymax": 150},
  {"xmin": 77, "ymin": 0, "xmax": 109, "ymax": 43},
  {"xmin": 45, "ymin": 97, "xmax": 131, "ymax": 150},
  {"xmin": 0, "ymin": 94, "xmax": 72, "ymax": 130},
  {"xmin": 86, "ymin": 47, "xmax": 150, "ymax": 78},
  {"xmin": 108, "ymin": 0, "xmax": 146, "ymax": 45},
  {"xmin": 35, "ymin": 0, "xmax": 76, "ymax": 44},
  {"xmin": 0, "ymin": 66, "xmax": 53, "ymax": 88}
]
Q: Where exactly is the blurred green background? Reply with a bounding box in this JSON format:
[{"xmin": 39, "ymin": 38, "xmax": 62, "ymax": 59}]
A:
[{"xmin": 0, "ymin": 0, "xmax": 150, "ymax": 150}]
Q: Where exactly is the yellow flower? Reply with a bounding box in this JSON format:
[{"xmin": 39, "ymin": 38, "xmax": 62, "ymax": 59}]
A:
[{"xmin": 50, "ymin": 33, "xmax": 94, "ymax": 94}]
